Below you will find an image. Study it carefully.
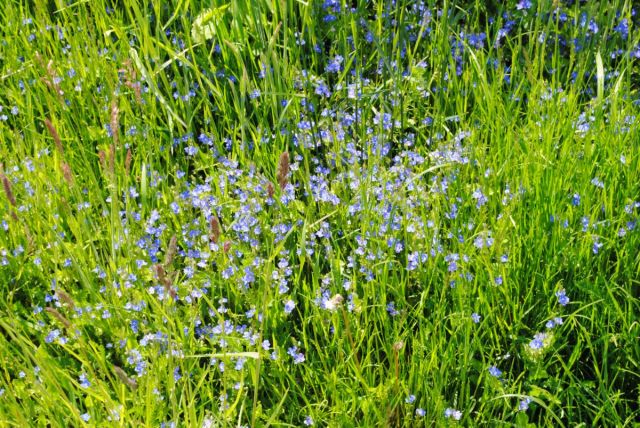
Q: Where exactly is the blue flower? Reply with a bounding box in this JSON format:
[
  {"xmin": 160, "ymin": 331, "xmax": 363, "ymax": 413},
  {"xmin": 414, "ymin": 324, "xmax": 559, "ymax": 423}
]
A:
[
  {"xmin": 571, "ymin": 193, "xmax": 581, "ymax": 206},
  {"xmin": 472, "ymin": 188, "xmax": 488, "ymax": 208},
  {"xmin": 529, "ymin": 332, "xmax": 547, "ymax": 350},
  {"xmin": 488, "ymin": 366, "xmax": 502, "ymax": 378},
  {"xmin": 79, "ymin": 373, "xmax": 91, "ymax": 388},
  {"xmin": 444, "ymin": 408, "xmax": 462, "ymax": 420},
  {"xmin": 519, "ymin": 397, "xmax": 532, "ymax": 411},
  {"xmin": 386, "ymin": 302, "xmax": 399, "ymax": 317},
  {"xmin": 614, "ymin": 18, "xmax": 629, "ymax": 39},
  {"xmin": 516, "ymin": 0, "xmax": 532, "ymax": 10},
  {"xmin": 45, "ymin": 329, "xmax": 61, "ymax": 344},
  {"xmin": 325, "ymin": 55, "xmax": 343, "ymax": 74},
  {"xmin": 287, "ymin": 345, "xmax": 305, "ymax": 364},
  {"xmin": 284, "ymin": 300, "xmax": 295, "ymax": 314},
  {"xmin": 592, "ymin": 239, "xmax": 603, "ymax": 254},
  {"xmin": 556, "ymin": 289, "xmax": 569, "ymax": 306}
]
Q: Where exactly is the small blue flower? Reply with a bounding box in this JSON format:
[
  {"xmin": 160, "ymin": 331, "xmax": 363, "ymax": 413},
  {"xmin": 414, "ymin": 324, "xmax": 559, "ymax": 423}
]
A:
[
  {"xmin": 386, "ymin": 302, "xmax": 399, "ymax": 317},
  {"xmin": 471, "ymin": 313, "xmax": 481, "ymax": 324},
  {"xmin": 80, "ymin": 413, "xmax": 90, "ymax": 422},
  {"xmin": 519, "ymin": 397, "xmax": 532, "ymax": 411},
  {"xmin": 591, "ymin": 177, "xmax": 604, "ymax": 189},
  {"xmin": 488, "ymin": 366, "xmax": 502, "ymax": 378},
  {"xmin": 284, "ymin": 300, "xmax": 295, "ymax": 314},
  {"xmin": 529, "ymin": 333, "xmax": 546, "ymax": 350},
  {"xmin": 516, "ymin": 0, "xmax": 532, "ymax": 10},
  {"xmin": 592, "ymin": 239, "xmax": 603, "ymax": 254},
  {"xmin": 287, "ymin": 345, "xmax": 305, "ymax": 364},
  {"xmin": 303, "ymin": 416, "xmax": 314, "ymax": 426},
  {"xmin": 79, "ymin": 373, "xmax": 91, "ymax": 388},
  {"xmin": 325, "ymin": 55, "xmax": 343, "ymax": 74},
  {"xmin": 571, "ymin": 193, "xmax": 581, "ymax": 206},
  {"xmin": 556, "ymin": 289, "xmax": 569, "ymax": 306},
  {"xmin": 444, "ymin": 408, "xmax": 462, "ymax": 420}
]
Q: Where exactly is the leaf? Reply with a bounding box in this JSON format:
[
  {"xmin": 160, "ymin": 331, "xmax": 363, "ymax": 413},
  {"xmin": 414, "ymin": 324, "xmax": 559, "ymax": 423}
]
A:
[
  {"xmin": 595, "ymin": 51, "xmax": 604, "ymax": 104},
  {"xmin": 191, "ymin": 5, "xmax": 230, "ymax": 44}
]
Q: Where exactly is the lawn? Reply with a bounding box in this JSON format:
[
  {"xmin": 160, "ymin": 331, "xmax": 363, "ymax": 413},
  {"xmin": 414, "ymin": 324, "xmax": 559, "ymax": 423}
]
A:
[{"xmin": 0, "ymin": 0, "xmax": 639, "ymax": 426}]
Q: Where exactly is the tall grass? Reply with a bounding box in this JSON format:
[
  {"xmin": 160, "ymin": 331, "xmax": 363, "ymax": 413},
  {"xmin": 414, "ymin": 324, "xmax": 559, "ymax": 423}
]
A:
[{"xmin": 0, "ymin": 0, "xmax": 639, "ymax": 426}]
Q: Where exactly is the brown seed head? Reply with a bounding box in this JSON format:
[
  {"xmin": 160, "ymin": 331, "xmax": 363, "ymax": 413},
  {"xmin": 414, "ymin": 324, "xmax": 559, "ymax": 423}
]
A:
[
  {"xmin": 45, "ymin": 307, "xmax": 72, "ymax": 329},
  {"xmin": 209, "ymin": 216, "xmax": 221, "ymax": 244},
  {"xmin": 155, "ymin": 264, "xmax": 177, "ymax": 299},
  {"xmin": 276, "ymin": 152, "xmax": 290, "ymax": 189},
  {"xmin": 110, "ymin": 101, "xmax": 120, "ymax": 147},
  {"xmin": 125, "ymin": 148, "xmax": 132, "ymax": 174},
  {"xmin": 266, "ymin": 182, "xmax": 275, "ymax": 199},
  {"xmin": 61, "ymin": 162, "xmax": 74, "ymax": 185},
  {"xmin": 155, "ymin": 264, "xmax": 169, "ymax": 287},
  {"xmin": 109, "ymin": 143, "xmax": 116, "ymax": 175},
  {"xmin": 98, "ymin": 149, "xmax": 106, "ymax": 170},
  {"xmin": 164, "ymin": 235, "xmax": 178, "ymax": 267},
  {"xmin": 1, "ymin": 173, "xmax": 16, "ymax": 207},
  {"xmin": 55, "ymin": 289, "xmax": 76, "ymax": 309},
  {"xmin": 44, "ymin": 118, "xmax": 64, "ymax": 155},
  {"xmin": 113, "ymin": 365, "xmax": 138, "ymax": 390}
]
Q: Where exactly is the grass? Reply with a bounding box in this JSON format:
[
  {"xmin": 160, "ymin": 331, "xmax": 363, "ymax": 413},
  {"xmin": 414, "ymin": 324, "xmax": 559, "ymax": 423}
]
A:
[{"xmin": 0, "ymin": 0, "xmax": 639, "ymax": 426}]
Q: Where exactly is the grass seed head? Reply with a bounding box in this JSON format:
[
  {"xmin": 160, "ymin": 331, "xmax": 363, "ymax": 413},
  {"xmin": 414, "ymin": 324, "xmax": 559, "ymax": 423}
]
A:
[
  {"xmin": 110, "ymin": 101, "xmax": 120, "ymax": 147},
  {"xmin": 266, "ymin": 181, "xmax": 275, "ymax": 199},
  {"xmin": 276, "ymin": 152, "xmax": 290, "ymax": 189},
  {"xmin": 55, "ymin": 289, "xmax": 75, "ymax": 309},
  {"xmin": 61, "ymin": 162, "xmax": 74, "ymax": 185},
  {"xmin": 1, "ymin": 172, "xmax": 16, "ymax": 207},
  {"xmin": 113, "ymin": 365, "xmax": 138, "ymax": 390},
  {"xmin": 125, "ymin": 148, "xmax": 132, "ymax": 174},
  {"xmin": 44, "ymin": 118, "xmax": 64, "ymax": 155},
  {"xmin": 164, "ymin": 234, "xmax": 178, "ymax": 267},
  {"xmin": 210, "ymin": 216, "xmax": 221, "ymax": 244},
  {"xmin": 97, "ymin": 149, "xmax": 106, "ymax": 170},
  {"xmin": 45, "ymin": 307, "xmax": 72, "ymax": 329}
]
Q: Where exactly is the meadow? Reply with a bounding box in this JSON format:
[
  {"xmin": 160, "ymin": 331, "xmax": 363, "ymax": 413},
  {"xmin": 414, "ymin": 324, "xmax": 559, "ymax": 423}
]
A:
[{"xmin": 0, "ymin": 0, "xmax": 639, "ymax": 426}]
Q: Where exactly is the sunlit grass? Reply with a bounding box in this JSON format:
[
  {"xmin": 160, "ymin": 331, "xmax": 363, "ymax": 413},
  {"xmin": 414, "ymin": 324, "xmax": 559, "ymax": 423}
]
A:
[{"xmin": 0, "ymin": 0, "xmax": 639, "ymax": 426}]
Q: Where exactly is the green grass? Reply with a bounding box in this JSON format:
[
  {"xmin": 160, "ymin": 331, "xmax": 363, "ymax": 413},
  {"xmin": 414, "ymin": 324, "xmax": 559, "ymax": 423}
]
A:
[{"xmin": 0, "ymin": 0, "xmax": 639, "ymax": 426}]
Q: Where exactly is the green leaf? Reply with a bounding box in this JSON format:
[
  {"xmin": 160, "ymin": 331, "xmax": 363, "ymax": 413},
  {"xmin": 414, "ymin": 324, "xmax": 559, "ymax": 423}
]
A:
[
  {"xmin": 191, "ymin": 5, "xmax": 230, "ymax": 44},
  {"xmin": 595, "ymin": 51, "xmax": 604, "ymax": 104}
]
